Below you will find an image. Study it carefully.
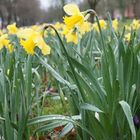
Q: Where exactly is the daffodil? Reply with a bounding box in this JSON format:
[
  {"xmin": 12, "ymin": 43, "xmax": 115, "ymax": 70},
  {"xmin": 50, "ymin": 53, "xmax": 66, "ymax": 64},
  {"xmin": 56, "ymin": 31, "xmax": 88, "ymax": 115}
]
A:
[
  {"xmin": 20, "ymin": 35, "xmax": 35, "ymax": 55},
  {"xmin": 65, "ymin": 31, "xmax": 78, "ymax": 44},
  {"xmin": 7, "ymin": 44, "xmax": 13, "ymax": 53},
  {"xmin": 17, "ymin": 28, "xmax": 37, "ymax": 40},
  {"xmin": 7, "ymin": 23, "xmax": 17, "ymax": 34},
  {"xmin": 31, "ymin": 25, "xmax": 42, "ymax": 32},
  {"xmin": 0, "ymin": 33, "xmax": 13, "ymax": 53},
  {"xmin": 63, "ymin": 4, "xmax": 84, "ymax": 30},
  {"xmin": 93, "ymin": 20, "xmax": 107, "ymax": 32},
  {"xmin": 125, "ymin": 33, "xmax": 131, "ymax": 42},
  {"xmin": 112, "ymin": 19, "xmax": 118, "ymax": 31},
  {"xmin": 54, "ymin": 22, "xmax": 65, "ymax": 35},
  {"xmin": 99, "ymin": 20, "xmax": 107, "ymax": 29},
  {"xmin": 54, "ymin": 22, "xmax": 64, "ymax": 30},
  {"xmin": 131, "ymin": 19, "xmax": 140, "ymax": 30},
  {"xmin": 18, "ymin": 27, "xmax": 51, "ymax": 55},
  {"xmin": 34, "ymin": 34, "xmax": 51, "ymax": 55},
  {"xmin": 0, "ymin": 34, "xmax": 10, "ymax": 50},
  {"xmin": 79, "ymin": 21, "xmax": 91, "ymax": 35},
  {"xmin": 125, "ymin": 25, "xmax": 131, "ymax": 31}
]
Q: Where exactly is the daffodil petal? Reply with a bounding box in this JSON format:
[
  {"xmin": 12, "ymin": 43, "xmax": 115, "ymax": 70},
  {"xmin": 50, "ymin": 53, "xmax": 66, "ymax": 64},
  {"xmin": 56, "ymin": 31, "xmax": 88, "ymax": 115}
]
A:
[{"xmin": 63, "ymin": 4, "xmax": 80, "ymax": 15}]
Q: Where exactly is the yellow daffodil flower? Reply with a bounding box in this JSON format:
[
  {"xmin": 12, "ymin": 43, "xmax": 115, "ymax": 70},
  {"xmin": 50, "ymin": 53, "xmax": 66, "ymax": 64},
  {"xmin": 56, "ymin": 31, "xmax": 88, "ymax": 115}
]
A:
[
  {"xmin": 0, "ymin": 34, "xmax": 13, "ymax": 53},
  {"xmin": 34, "ymin": 34, "xmax": 51, "ymax": 55},
  {"xmin": 65, "ymin": 31, "xmax": 78, "ymax": 44},
  {"xmin": 93, "ymin": 20, "xmax": 107, "ymax": 32},
  {"xmin": 18, "ymin": 27, "xmax": 51, "ymax": 55},
  {"xmin": 63, "ymin": 4, "xmax": 84, "ymax": 30},
  {"xmin": 99, "ymin": 20, "xmax": 107, "ymax": 29},
  {"xmin": 112, "ymin": 19, "xmax": 118, "ymax": 31},
  {"xmin": 131, "ymin": 19, "xmax": 140, "ymax": 30},
  {"xmin": 7, "ymin": 44, "xmax": 13, "ymax": 53},
  {"xmin": 79, "ymin": 21, "xmax": 91, "ymax": 35},
  {"xmin": 125, "ymin": 25, "xmax": 131, "ymax": 31},
  {"xmin": 17, "ymin": 28, "xmax": 37, "ymax": 40},
  {"xmin": 0, "ymin": 34, "xmax": 10, "ymax": 50},
  {"xmin": 125, "ymin": 33, "xmax": 131, "ymax": 42},
  {"xmin": 54, "ymin": 22, "xmax": 64, "ymax": 30},
  {"xmin": 7, "ymin": 23, "xmax": 17, "ymax": 34},
  {"xmin": 20, "ymin": 35, "xmax": 35, "ymax": 55}
]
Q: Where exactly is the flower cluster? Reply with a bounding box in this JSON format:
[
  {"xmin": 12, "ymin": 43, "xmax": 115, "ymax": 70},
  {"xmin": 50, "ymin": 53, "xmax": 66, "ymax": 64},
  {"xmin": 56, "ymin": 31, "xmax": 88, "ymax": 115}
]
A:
[
  {"xmin": 0, "ymin": 3, "xmax": 140, "ymax": 54},
  {"xmin": 0, "ymin": 23, "xmax": 51, "ymax": 55}
]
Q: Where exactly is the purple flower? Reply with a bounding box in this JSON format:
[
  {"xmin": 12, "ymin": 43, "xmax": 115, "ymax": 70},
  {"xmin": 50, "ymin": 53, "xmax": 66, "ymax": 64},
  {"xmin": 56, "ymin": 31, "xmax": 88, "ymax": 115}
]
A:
[{"xmin": 133, "ymin": 116, "xmax": 139, "ymax": 125}]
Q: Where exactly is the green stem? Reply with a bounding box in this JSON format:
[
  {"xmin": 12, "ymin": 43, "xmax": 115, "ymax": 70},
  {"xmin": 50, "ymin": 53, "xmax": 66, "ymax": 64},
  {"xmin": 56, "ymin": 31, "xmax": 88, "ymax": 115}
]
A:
[{"xmin": 43, "ymin": 25, "xmax": 84, "ymax": 102}]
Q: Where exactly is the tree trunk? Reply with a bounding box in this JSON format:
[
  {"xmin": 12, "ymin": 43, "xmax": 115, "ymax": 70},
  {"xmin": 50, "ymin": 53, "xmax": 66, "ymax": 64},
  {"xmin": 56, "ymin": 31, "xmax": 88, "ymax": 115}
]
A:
[
  {"xmin": 133, "ymin": 0, "xmax": 140, "ymax": 18},
  {"xmin": 61, "ymin": 0, "xmax": 66, "ymax": 17},
  {"xmin": 7, "ymin": 3, "xmax": 13, "ymax": 24}
]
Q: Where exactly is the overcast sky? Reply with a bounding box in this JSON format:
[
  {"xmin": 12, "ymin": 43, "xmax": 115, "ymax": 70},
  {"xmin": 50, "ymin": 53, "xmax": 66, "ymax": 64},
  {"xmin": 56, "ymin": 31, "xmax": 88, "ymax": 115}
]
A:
[
  {"xmin": 39, "ymin": 0, "xmax": 83, "ymax": 10},
  {"xmin": 39, "ymin": 0, "xmax": 51, "ymax": 9}
]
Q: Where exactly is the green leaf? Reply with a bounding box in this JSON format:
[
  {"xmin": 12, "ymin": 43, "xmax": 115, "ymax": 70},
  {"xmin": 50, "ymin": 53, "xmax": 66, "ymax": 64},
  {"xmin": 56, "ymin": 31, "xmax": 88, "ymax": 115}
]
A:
[
  {"xmin": 81, "ymin": 103, "xmax": 103, "ymax": 113},
  {"xmin": 0, "ymin": 116, "xmax": 5, "ymax": 121},
  {"xmin": 28, "ymin": 115, "xmax": 74, "ymax": 126},
  {"xmin": 36, "ymin": 54, "xmax": 71, "ymax": 86},
  {"xmin": 136, "ymin": 129, "xmax": 140, "ymax": 140},
  {"xmin": 34, "ymin": 121, "xmax": 68, "ymax": 134},
  {"xmin": 119, "ymin": 100, "xmax": 136, "ymax": 140},
  {"xmin": 59, "ymin": 122, "xmax": 74, "ymax": 138}
]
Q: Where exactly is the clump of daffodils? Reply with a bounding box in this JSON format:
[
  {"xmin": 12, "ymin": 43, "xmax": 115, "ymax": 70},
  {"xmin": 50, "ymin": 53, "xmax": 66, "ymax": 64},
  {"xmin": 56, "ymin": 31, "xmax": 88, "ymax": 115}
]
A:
[
  {"xmin": 1, "ymin": 3, "xmax": 140, "ymax": 54},
  {"xmin": 17, "ymin": 28, "xmax": 50, "ymax": 55},
  {"xmin": 0, "ymin": 23, "xmax": 51, "ymax": 55}
]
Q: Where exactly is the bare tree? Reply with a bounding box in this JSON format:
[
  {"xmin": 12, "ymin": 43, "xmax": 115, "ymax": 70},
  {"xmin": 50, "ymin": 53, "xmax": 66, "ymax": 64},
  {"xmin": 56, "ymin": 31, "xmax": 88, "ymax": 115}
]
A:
[{"xmin": 16, "ymin": 0, "xmax": 41, "ymax": 25}]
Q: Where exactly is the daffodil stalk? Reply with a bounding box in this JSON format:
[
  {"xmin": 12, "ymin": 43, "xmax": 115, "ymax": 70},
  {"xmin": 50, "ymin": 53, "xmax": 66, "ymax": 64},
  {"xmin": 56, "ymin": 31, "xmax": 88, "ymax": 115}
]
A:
[
  {"xmin": 83, "ymin": 9, "xmax": 97, "ymax": 17},
  {"xmin": 43, "ymin": 24, "xmax": 84, "ymax": 102}
]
